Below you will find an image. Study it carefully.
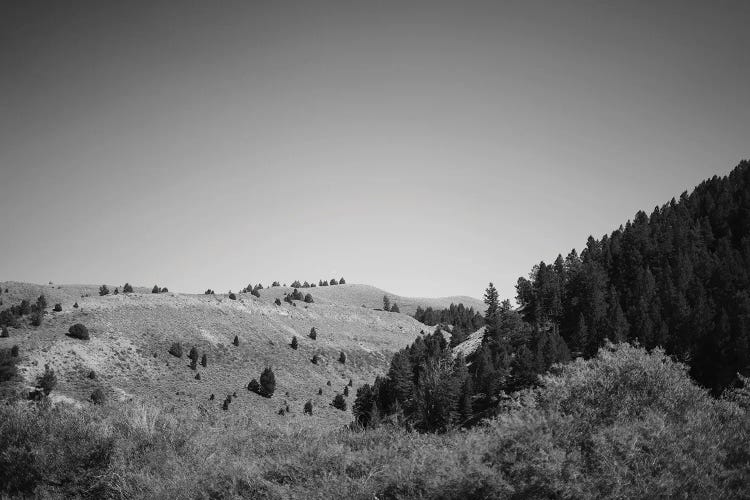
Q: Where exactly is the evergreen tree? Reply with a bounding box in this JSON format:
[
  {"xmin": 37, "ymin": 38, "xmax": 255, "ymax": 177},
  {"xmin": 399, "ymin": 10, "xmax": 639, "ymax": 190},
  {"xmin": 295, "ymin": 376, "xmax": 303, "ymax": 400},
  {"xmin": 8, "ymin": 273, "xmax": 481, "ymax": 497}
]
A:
[
  {"xmin": 99, "ymin": 285, "xmax": 109, "ymax": 296},
  {"xmin": 233, "ymin": 336, "xmax": 239, "ymax": 346},
  {"xmin": 309, "ymin": 327, "xmax": 317, "ymax": 340},
  {"xmin": 383, "ymin": 295, "xmax": 391, "ymax": 311},
  {"xmin": 260, "ymin": 367, "xmax": 276, "ymax": 397},
  {"xmin": 304, "ymin": 400, "xmax": 313, "ymax": 415},
  {"xmin": 123, "ymin": 283, "xmax": 133, "ymax": 293},
  {"xmin": 291, "ymin": 336, "xmax": 298, "ymax": 349},
  {"xmin": 332, "ymin": 393, "xmax": 347, "ymax": 411}
]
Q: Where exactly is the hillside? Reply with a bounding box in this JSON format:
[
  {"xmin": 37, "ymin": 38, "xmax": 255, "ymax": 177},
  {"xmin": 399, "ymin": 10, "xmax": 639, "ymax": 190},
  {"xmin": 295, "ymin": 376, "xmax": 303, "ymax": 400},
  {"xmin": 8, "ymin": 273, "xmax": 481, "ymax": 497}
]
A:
[
  {"xmin": 0, "ymin": 282, "xmax": 439, "ymax": 429},
  {"xmin": 260, "ymin": 283, "xmax": 485, "ymax": 316}
]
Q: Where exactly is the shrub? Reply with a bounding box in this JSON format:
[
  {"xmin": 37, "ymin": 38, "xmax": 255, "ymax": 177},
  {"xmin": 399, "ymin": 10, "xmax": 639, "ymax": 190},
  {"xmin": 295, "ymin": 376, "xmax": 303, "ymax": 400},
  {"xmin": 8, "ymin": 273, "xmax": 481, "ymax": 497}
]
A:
[
  {"xmin": 161, "ymin": 287, "xmax": 168, "ymax": 293},
  {"xmin": 201, "ymin": 353, "xmax": 207, "ymax": 367},
  {"xmin": 318, "ymin": 388, "xmax": 323, "ymax": 395},
  {"xmin": 233, "ymin": 336, "xmax": 239, "ymax": 347},
  {"xmin": 90, "ymin": 388, "xmax": 106, "ymax": 404},
  {"xmin": 274, "ymin": 298, "xmax": 281, "ymax": 306},
  {"xmin": 339, "ymin": 351, "xmax": 346, "ymax": 364},
  {"xmin": 309, "ymin": 327, "xmax": 317, "ymax": 340},
  {"xmin": 87, "ymin": 370, "xmax": 96, "ymax": 380},
  {"xmin": 123, "ymin": 283, "xmax": 133, "ymax": 293},
  {"xmin": 1, "ymin": 326, "xmax": 8, "ymax": 338},
  {"xmin": 304, "ymin": 400, "xmax": 313, "ymax": 415},
  {"xmin": 248, "ymin": 379, "xmax": 260, "ymax": 393},
  {"xmin": 53, "ymin": 303, "xmax": 62, "ymax": 312},
  {"xmin": 67, "ymin": 324, "xmax": 89, "ymax": 340},
  {"xmin": 99, "ymin": 285, "xmax": 109, "ymax": 296},
  {"xmin": 260, "ymin": 367, "xmax": 276, "ymax": 397},
  {"xmin": 152, "ymin": 285, "xmax": 160, "ymax": 294},
  {"xmin": 304, "ymin": 293, "xmax": 314, "ymax": 303},
  {"xmin": 37, "ymin": 364, "xmax": 57, "ymax": 395},
  {"xmin": 228, "ymin": 292, "xmax": 236, "ymax": 300},
  {"xmin": 209, "ymin": 393, "xmax": 215, "ymax": 400},
  {"xmin": 10, "ymin": 345, "xmax": 18, "ymax": 357},
  {"xmin": 327, "ymin": 380, "xmax": 331, "ymax": 386},
  {"xmin": 332, "ymin": 394, "xmax": 347, "ymax": 411},
  {"xmin": 195, "ymin": 373, "xmax": 201, "ymax": 380},
  {"xmin": 311, "ymin": 354, "xmax": 319, "ymax": 364},
  {"xmin": 168, "ymin": 342, "xmax": 183, "ymax": 358},
  {"xmin": 322, "ymin": 280, "xmax": 329, "ymax": 286},
  {"xmin": 278, "ymin": 408, "xmax": 285, "ymax": 415},
  {"xmin": 73, "ymin": 302, "xmax": 78, "ymax": 308},
  {"xmin": 291, "ymin": 336, "xmax": 298, "ymax": 349}
]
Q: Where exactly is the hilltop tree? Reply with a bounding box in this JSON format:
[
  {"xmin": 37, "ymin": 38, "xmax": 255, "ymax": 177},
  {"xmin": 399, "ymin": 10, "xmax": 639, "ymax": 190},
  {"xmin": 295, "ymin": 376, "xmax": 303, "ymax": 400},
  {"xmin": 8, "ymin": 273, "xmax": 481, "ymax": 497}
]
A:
[
  {"xmin": 272, "ymin": 281, "xmax": 281, "ymax": 287},
  {"xmin": 204, "ymin": 289, "xmax": 215, "ymax": 295},
  {"xmin": 123, "ymin": 283, "xmax": 133, "ymax": 293},
  {"xmin": 99, "ymin": 285, "xmax": 109, "ymax": 296},
  {"xmin": 259, "ymin": 367, "xmax": 276, "ymax": 397},
  {"xmin": 291, "ymin": 281, "xmax": 301, "ymax": 288},
  {"xmin": 302, "ymin": 281, "xmax": 310, "ymax": 288},
  {"xmin": 251, "ymin": 288, "xmax": 261, "ymax": 298},
  {"xmin": 330, "ymin": 278, "xmax": 338, "ymax": 285},
  {"xmin": 339, "ymin": 277, "xmax": 346, "ymax": 284},
  {"xmin": 152, "ymin": 285, "xmax": 160, "ymax": 294}
]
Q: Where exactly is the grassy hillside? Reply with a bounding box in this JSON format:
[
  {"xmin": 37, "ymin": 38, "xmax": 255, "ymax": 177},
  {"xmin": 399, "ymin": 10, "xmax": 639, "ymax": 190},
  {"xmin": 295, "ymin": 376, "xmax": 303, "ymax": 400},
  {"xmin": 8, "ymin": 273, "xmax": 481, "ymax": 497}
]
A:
[
  {"xmin": 0, "ymin": 282, "xmax": 436, "ymax": 429},
  {"xmin": 261, "ymin": 283, "xmax": 485, "ymax": 316}
]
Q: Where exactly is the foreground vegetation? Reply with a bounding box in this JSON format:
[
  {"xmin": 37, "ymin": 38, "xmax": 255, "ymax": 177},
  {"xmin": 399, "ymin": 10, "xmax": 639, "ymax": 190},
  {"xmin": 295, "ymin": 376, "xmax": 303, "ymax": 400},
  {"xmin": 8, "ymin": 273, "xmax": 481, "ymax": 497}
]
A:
[{"xmin": 2, "ymin": 343, "xmax": 748, "ymax": 499}]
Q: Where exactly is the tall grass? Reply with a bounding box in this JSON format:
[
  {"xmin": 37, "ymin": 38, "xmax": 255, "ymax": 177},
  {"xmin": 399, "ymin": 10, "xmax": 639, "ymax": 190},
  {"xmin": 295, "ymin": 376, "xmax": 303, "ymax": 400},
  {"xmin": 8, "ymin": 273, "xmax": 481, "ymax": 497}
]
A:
[{"xmin": 1, "ymin": 343, "xmax": 748, "ymax": 499}]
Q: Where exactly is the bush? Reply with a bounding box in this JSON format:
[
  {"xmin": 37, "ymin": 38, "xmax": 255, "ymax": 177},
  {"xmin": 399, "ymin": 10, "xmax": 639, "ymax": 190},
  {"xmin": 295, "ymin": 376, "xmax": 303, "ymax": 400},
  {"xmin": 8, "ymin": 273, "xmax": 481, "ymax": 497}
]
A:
[
  {"xmin": 339, "ymin": 351, "xmax": 346, "ymax": 364},
  {"xmin": 233, "ymin": 336, "xmax": 239, "ymax": 347},
  {"xmin": 332, "ymin": 394, "xmax": 347, "ymax": 411},
  {"xmin": 67, "ymin": 324, "xmax": 89, "ymax": 340},
  {"xmin": 311, "ymin": 354, "xmax": 319, "ymax": 364},
  {"xmin": 195, "ymin": 373, "xmax": 201, "ymax": 380},
  {"xmin": 391, "ymin": 303, "xmax": 400, "ymax": 313},
  {"xmin": 248, "ymin": 379, "xmax": 260, "ymax": 393},
  {"xmin": 1, "ymin": 326, "xmax": 8, "ymax": 338},
  {"xmin": 260, "ymin": 367, "xmax": 276, "ymax": 397},
  {"xmin": 90, "ymin": 388, "xmax": 106, "ymax": 405},
  {"xmin": 201, "ymin": 353, "xmax": 207, "ymax": 367},
  {"xmin": 228, "ymin": 292, "xmax": 236, "ymax": 300},
  {"xmin": 88, "ymin": 370, "xmax": 96, "ymax": 380},
  {"xmin": 37, "ymin": 364, "xmax": 57, "ymax": 395},
  {"xmin": 304, "ymin": 293, "xmax": 314, "ymax": 303},
  {"xmin": 99, "ymin": 285, "xmax": 109, "ymax": 296},
  {"xmin": 168, "ymin": 342, "xmax": 183, "ymax": 358},
  {"xmin": 291, "ymin": 336, "xmax": 298, "ymax": 350},
  {"xmin": 113, "ymin": 288, "xmax": 119, "ymax": 295},
  {"xmin": 73, "ymin": 302, "xmax": 78, "ymax": 308},
  {"xmin": 121, "ymin": 283, "xmax": 133, "ymax": 293},
  {"xmin": 274, "ymin": 298, "xmax": 281, "ymax": 306},
  {"xmin": 304, "ymin": 400, "xmax": 313, "ymax": 415},
  {"xmin": 53, "ymin": 303, "xmax": 62, "ymax": 312},
  {"xmin": 309, "ymin": 327, "xmax": 317, "ymax": 340},
  {"xmin": 10, "ymin": 345, "xmax": 18, "ymax": 357},
  {"xmin": 318, "ymin": 388, "xmax": 323, "ymax": 395}
]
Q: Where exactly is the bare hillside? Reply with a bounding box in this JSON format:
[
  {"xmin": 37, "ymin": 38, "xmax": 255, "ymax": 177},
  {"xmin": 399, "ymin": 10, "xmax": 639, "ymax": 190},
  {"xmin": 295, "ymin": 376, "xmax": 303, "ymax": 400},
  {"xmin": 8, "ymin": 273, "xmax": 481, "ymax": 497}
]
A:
[
  {"xmin": 259, "ymin": 283, "xmax": 485, "ymax": 316},
  {"xmin": 0, "ymin": 282, "xmax": 435, "ymax": 429}
]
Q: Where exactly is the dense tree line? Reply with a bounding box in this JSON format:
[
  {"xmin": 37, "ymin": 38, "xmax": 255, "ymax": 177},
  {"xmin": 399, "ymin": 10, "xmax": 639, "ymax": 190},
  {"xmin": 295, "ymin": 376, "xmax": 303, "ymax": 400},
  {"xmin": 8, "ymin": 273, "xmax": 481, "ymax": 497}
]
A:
[
  {"xmin": 515, "ymin": 161, "xmax": 750, "ymax": 393},
  {"xmin": 413, "ymin": 303, "xmax": 484, "ymax": 334}
]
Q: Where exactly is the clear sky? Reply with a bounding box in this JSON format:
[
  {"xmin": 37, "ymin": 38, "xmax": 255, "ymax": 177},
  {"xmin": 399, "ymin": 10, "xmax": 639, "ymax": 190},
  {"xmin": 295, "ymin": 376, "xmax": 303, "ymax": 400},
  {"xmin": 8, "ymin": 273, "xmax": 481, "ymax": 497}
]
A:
[{"xmin": 1, "ymin": 1, "xmax": 748, "ymax": 302}]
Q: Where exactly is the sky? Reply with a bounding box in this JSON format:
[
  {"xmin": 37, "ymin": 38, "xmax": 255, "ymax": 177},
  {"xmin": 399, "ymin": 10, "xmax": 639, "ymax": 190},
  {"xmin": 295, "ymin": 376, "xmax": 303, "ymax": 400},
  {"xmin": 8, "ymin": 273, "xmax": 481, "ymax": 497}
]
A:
[{"xmin": 1, "ymin": 0, "xmax": 748, "ymax": 302}]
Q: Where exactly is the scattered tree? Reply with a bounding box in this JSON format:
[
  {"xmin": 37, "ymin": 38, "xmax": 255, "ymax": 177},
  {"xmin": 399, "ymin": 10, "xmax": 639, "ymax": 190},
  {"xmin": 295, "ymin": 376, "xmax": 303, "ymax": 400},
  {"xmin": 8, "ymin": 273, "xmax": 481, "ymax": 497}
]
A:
[
  {"xmin": 67, "ymin": 323, "xmax": 90, "ymax": 340},
  {"xmin": 200, "ymin": 353, "xmax": 207, "ymax": 367},
  {"xmin": 90, "ymin": 388, "xmax": 106, "ymax": 405},
  {"xmin": 344, "ymin": 385, "xmax": 349, "ymax": 397},
  {"xmin": 330, "ymin": 278, "xmax": 338, "ymax": 285},
  {"xmin": 291, "ymin": 280, "xmax": 301, "ymax": 288},
  {"xmin": 73, "ymin": 302, "xmax": 79, "ymax": 308},
  {"xmin": 318, "ymin": 388, "xmax": 323, "ymax": 395},
  {"xmin": 391, "ymin": 303, "xmax": 400, "ymax": 313},
  {"xmin": 204, "ymin": 289, "xmax": 215, "ymax": 295},
  {"xmin": 311, "ymin": 354, "xmax": 319, "ymax": 364},
  {"xmin": 88, "ymin": 370, "xmax": 96, "ymax": 380},
  {"xmin": 251, "ymin": 289, "xmax": 260, "ymax": 298},
  {"xmin": 37, "ymin": 364, "xmax": 57, "ymax": 395},
  {"xmin": 53, "ymin": 303, "xmax": 62, "ymax": 312},
  {"xmin": 304, "ymin": 293, "xmax": 314, "ymax": 303},
  {"xmin": 291, "ymin": 336, "xmax": 298, "ymax": 349},
  {"xmin": 0, "ymin": 326, "xmax": 7, "ymax": 338},
  {"xmin": 123, "ymin": 283, "xmax": 134, "ymax": 293},
  {"xmin": 260, "ymin": 367, "xmax": 276, "ymax": 397},
  {"xmin": 274, "ymin": 298, "xmax": 282, "ymax": 306},
  {"xmin": 228, "ymin": 292, "xmax": 236, "ymax": 300},
  {"xmin": 339, "ymin": 277, "xmax": 346, "ymax": 284},
  {"xmin": 99, "ymin": 285, "xmax": 109, "ymax": 296},
  {"xmin": 10, "ymin": 345, "xmax": 18, "ymax": 357},
  {"xmin": 233, "ymin": 335, "xmax": 239, "ymax": 346},
  {"xmin": 195, "ymin": 373, "xmax": 201, "ymax": 380},
  {"xmin": 248, "ymin": 379, "xmax": 260, "ymax": 393},
  {"xmin": 168, "ymin": 342, "xmax": 183, "ymax": 358},
  {"xmin": 339, "ymin": 351, "xmax": 346, "ymax": 364},
  {"xmin": 152, "ymin": 285, "xmax": 160, "ymax": 294},
  {"xmin": 383, "ymin": 295, "xmax": 391, "ymax": 311},
  {"xmin": 309, "ymin": 327, "xmax": 317, "ymax": 340},
  {"xmin": 304, "ymin": 400, "xmax": 313, "ymax": 415},
  {"xmin": 332, "ymin": 394, "xmax": 347, "ymax": 411}
]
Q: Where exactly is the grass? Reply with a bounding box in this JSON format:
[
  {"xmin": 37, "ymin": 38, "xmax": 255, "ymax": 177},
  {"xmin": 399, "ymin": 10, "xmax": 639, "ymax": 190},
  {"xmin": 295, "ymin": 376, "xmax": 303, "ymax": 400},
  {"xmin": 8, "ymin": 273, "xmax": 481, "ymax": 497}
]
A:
[{"xmin": 1, "ymin": 343, "xmax": 748, "ymax": 499}]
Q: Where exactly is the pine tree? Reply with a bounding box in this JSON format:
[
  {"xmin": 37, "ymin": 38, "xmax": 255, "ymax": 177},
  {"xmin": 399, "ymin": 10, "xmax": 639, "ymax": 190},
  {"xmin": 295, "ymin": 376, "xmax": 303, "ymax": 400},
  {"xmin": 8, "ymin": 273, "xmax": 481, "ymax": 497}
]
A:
[
  {"xmin": 99, "ymin": 285, "xmax": 109, "ymax": 296},
  {"xmin": 291, "ymin": 336, "xmax": 298, "ymax": 349},
  {"xmin": 339, "ymin": 351, "xmax": 346, "ymax": 364},
  {"xmin": 309, "ymin": 327, "xmax": 317, "ymax": 340},
  {"xmin": 260, "ymin": 367, "xmax": 276, "ymax": 397},
  {"xmin": 332, "ymin": 394, "xmax": 347, "ymax": 411},
  {"xmin": 383, "ymin": 295, "xmax": 391, "ymax": 311},
  {"xmin": 233, "ymin": 335, "xmax": 239, "ymax": 346},
  {"xmin": 123, "ymin": 283, "xmax": 133, "ymax": 293},
  {"xmin": 304, "ymin": 400, "xmax": 313, "ymax": 415}
]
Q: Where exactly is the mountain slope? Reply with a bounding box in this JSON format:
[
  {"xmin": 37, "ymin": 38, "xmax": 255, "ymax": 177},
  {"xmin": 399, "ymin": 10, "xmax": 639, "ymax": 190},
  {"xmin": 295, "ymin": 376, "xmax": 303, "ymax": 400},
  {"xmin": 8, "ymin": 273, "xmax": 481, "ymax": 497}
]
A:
[{"xmin": 0, "ymin": 282, "xmax": 437, "ymax": 429}]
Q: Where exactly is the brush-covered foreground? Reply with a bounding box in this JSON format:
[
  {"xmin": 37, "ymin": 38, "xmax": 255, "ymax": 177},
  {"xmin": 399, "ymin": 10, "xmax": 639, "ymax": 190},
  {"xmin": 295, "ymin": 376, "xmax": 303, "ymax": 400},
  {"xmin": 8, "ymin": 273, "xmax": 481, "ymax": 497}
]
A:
[{"xmin": 2, "ymin": 343, "xmax": 748, "ymax": 499}]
